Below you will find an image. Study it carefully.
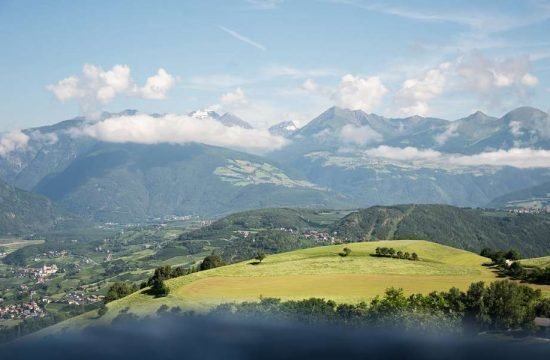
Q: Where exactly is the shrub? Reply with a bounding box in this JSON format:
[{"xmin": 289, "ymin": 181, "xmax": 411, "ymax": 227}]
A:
[
  {"xmin": 200, "ymin": 255, "xmax": 225, "ymax": 271},
  {"xmin": 339, "ymin": 247, "xmax": 352, "ymax": 257}
]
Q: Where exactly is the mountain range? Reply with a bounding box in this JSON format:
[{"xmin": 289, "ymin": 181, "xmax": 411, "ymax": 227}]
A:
[{"xmin": 0, "ymin": 106, "xmax": 549, "ymax": 222}]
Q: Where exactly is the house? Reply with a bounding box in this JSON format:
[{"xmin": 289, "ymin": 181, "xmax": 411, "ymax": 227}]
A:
[{"xmin": 39, "ymin": 264, "xmax": 58, "ymax": 276}]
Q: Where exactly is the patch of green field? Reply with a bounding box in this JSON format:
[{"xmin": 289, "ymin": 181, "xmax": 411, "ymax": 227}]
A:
[
  {"xmin": 214, "ymin": 159, "xmax": 323, "ymax": 189},
  {"xmin": 0, "ymin": 238, "xmax": 45, "ymax": 254},
  {"xmin": 521, "ymin": 256, "xmax": 550, "ymax": 268}
]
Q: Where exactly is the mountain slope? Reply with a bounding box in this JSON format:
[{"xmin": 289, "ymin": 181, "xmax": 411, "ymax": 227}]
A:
[
  {"xmin": 332, "ymin": 204, "xmax": 550, "ymax": 257},
  {"xmin": 34, "ymin": 143, "xmax": 347, "ymax": 222},
  {"xmin": 0, "ymin": 180, "xmax": 69, "ymax": 235},
  {"xmin": 487, "ymin": 181, "xmax": 550, "ymax": 209}
]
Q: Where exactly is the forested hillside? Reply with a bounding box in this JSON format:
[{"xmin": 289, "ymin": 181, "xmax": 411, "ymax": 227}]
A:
[{"xmin": 332, "ymin": 205, "xmax": 550, "ymax": 257}]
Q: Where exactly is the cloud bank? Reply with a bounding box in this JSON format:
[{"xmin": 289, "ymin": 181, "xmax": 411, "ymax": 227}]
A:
[
  {"xmin": 365, "ymin": 146, "xmax": 550, "ymax": 169},
  {"xmin": 72, "ymin": 113, "xmax": 288, "ymax": 154}
]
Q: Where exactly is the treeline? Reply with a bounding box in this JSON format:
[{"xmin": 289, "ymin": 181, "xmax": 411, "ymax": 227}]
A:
[
  {"xmin": 374, "ymin": 247, "xmax": 418, "ymax": 260},
  {"xmin": 213, "ymin": 280, "xmax": 550, "ymax": 335},
  {"xmin": 481, "ymin": 248, "xmax": 550, "ymax": 285}
]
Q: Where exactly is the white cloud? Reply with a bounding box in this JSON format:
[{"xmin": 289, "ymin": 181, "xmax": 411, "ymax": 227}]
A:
[
  {"xmin": 0, "ymin": 130, "xmax": 30, "ymax": 157},
  {"xmin": 29, "ymin": 131, "xmax": 59, "ymax": 146},
  {"xmin": 365, "ymin": 145, "xmax": 550, "ymax": 169},
  {"xmin": 434, "ymin": 122, "xmax": 459, "ymax": 145},
  {"xmin": 48, "ymin": 64, "xmax": 176, "ymax": 110},
  {"xmin": 389, "ymin": 52, "xmax": 540, "ymax": 117},
  {"xmin": 221, "ymin": 87, "xmax": 248, "ymax": 105},
  {"xmin": 366, "ymin": 146, "xmax": 442, "ymax": 161},
  {"xmin": 302, "ymin": 79, "xmax": 321, "ymax": 93},
  {"xmin": 334, "ymin": 74, "xmax": 388, "ymax": 112},
  {"xmin": 455, "ymin": 52, "xmax": 538, "ymax": 103},
  {"xmin": 395, "ymin": 65, "xmax": 447, "ymax": 116},
  {"xmin": 81, "ymin": 64, "xmax": 132, "ymax": 104},
  {"xmin": 72, "ymin": 113, "xmax": 288, "ymax": 154},
  {"xmin": 138, "ymin": 68, "xmax": 176, "ymax": 100},
  {"xmin": 47, "ymin": 76, "xmax": 84, "ymax": 102},
  {"xmin": 449, "ymin": 148, "xmax": 550, "ymax": 168},
  {"xmin": 340, "ymin": 124, "xmax": 383, "ymax": 146},
  {"xmin": 521, "ymin": 73, "xmax": 539, "ymax": 87},
  {"xmin": 509, "ymin": 121, "xmax": 524, "ymax": 137}
]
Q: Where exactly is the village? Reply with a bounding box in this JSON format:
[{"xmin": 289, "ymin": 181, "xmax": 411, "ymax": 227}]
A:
[
  {"xmin": 507, "ymin": 207, "xmax": 550, "ymax": 214},
  {"xmin": 0, "ymin": 301, "xmax": 45, "ymax": 321}
]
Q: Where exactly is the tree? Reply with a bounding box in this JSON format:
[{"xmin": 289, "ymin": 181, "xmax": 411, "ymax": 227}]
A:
[
  {"xmin": 403, "ymin": 252, "xmax": 410, "ymax": 260},
  {"xmin": 505, "ymin": 249, "xmax": 522, "ymax": 261},
  {"xmin": 411, "ymin": 253, "xmax": 418, "ymax": 261},
  {"xmin": 105, "ymin": 282, "xmax": 137, "ymax": 303},
  {"xmin": 339, "ymin": 247, "xmax": 352, "ymax": 257},
  {"xmin": 150, "ymin": 277, "xmax": 170, "ymax": 297},
  {"xmin": 254, "ymin": 253, "xmax": 266, "ymax": 263},
  {"xmin": 97, "ymin": 305, "xmax": 108, "ymax": 317},
  {"xmin": 200, "ymin": 255, "xmax": 225, "ymax": 271},
  {"xmin": 396, "ymin": 251, "xmax": 403, "ymax": 259},
  {"xmin": 388, "ymin": 248, "xmax": 396, "ymax": 258},
  {"xmin": 483, "ymin": 280, "xmax": 541, "ymax": 330},
  {"xmin": 507, "ymin": 262, "xmax": 524, "ymax": 278},
  {"xmin": 375, "ymin": 247, "xmax": 381, "ymax": 256}
]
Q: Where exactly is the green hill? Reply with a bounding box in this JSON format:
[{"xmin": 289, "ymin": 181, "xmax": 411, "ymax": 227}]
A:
[
  {"xmin": 331, "ymin": 204, "xmax": 550, "ymax": 257},
  {"xmin": 0, "ymin": 180, "xmax": 71, "ymax": 235},
  {"xmin": 521, "ymin": 256, "xmax": 550, "ymax": 269},
  {"xmin": 46, "ymin": 240, "xmax": 550, "ymax": 332}
]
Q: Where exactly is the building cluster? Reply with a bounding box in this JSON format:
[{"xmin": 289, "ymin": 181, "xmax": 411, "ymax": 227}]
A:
[
  {"xmin": 303, "ymin": 230, "xmax": 337, "ymax": 244},
  {"xmin": 19, "ymin": 264, "xmax": 58, "ymax": 282},
  {"xmin": 33, "ymin": 250, "xmax": 68, "ymax": 262},
  {"xmin": 0, "ymin": 301, "xmax": 45, "ymax": 320},
  {"xmin": 508, "ymin": 207, "xmax": 550, "ymax": 214},
  {"xmin": 61, "ymin": 291, "xmax": 104, "ymax": 306}
]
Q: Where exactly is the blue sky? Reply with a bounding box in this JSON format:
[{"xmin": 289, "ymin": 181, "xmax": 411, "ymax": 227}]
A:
[{"xmin": 0, "ymin": 0, "xmax": 549, "ymax": 131}]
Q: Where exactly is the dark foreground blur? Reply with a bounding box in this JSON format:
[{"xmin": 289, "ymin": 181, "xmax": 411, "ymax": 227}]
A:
[{"xmin": 1, "ymin": 315, "xmax": 548, "ymax": 360}]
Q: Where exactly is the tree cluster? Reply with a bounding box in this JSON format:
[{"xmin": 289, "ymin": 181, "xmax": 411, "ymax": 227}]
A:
[
  {"xmin": 200, "ymin": 255, "xmax": 225, "ymax": 271},
  {"xmin": 213, "ymin": 280, "xmax": 547, "ymax": 334},
  {"xmin": 480, "ymin": 248, "xmax": 550, "ymax": 285},
  {"xmin": 480, "ymin": 248, "xmax": 522, "ymax": 265},
  {"xmin": 105, "ymin": 282, "xmax": 138, "ymax": 303},
  {"xmin": 374, "ymin": 247, "xmax": 418, "ymax": 260}
]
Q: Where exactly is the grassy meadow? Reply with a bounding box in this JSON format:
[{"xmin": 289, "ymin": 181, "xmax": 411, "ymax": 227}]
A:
[
  {"xmin": 35, "ymin": 240, "xmax": 550, "ymax": 335},
  {"xmin": 521, "ymin": 256, "xmax": 550, "ymax": 269}
]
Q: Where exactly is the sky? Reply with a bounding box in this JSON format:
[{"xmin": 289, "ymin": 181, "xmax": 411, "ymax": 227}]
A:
[{"xmin": 0, "ymin": 0, "xmax": 549, "ymax": 131}]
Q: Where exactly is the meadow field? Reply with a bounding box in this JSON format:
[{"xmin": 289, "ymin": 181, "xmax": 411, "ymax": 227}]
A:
[
  {"xmin": 96, "ymin": 241, "xmax": 548, "ymax": 317},
  {"xmin": 521, "ymin": 256, "xmax": 550, "ymax": 269}
]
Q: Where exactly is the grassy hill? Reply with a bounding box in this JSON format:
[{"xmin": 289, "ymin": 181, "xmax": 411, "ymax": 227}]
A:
[
  {"xmin": 521, "ymin": 256, "xmax": 550, "ymax": 269},
  {"xmin": 331, "ymin": 205, "xmax": 550, "ymax": 257},
  {"xmin": 49, "ymin": 241, "xmax": 547, "ymax": 329}
]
